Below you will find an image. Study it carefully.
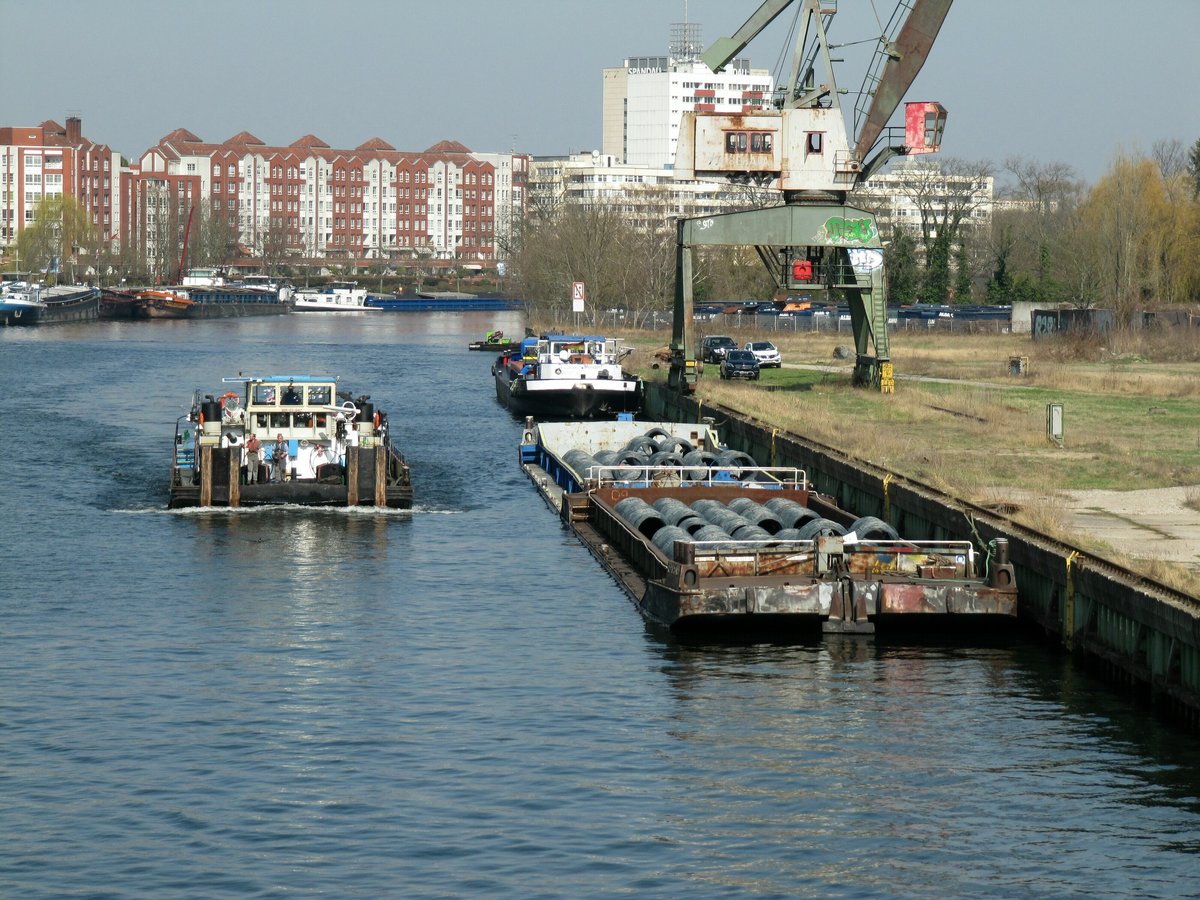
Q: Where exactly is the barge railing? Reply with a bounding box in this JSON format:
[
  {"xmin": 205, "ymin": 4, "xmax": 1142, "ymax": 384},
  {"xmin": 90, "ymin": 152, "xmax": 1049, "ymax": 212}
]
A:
[{"xmin": 588, "ymin": 464, "xmax": 807, "ymax": 490}]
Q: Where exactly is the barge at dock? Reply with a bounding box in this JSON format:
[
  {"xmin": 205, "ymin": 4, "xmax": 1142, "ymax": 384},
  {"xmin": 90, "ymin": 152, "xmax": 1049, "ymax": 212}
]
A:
[
  {"xmin": 520, "ymin": 419, "xmax": 1016, "ymax": 635},
  {"xmin": 169, "ymin": 374, "xmax": 412, "ymax": 509}
]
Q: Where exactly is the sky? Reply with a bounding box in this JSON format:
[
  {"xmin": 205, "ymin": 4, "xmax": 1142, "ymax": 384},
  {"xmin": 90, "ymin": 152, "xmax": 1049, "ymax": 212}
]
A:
[{"xmin": 3, "ymin": 0, "xmax": 1198, "ymax": 186}]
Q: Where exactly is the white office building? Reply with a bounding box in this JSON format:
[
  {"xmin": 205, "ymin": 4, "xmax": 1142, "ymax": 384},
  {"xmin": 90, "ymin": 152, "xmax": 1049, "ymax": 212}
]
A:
[{"xmin": 602, "ymin": 22, "xmax": 774, "ymax": 170}]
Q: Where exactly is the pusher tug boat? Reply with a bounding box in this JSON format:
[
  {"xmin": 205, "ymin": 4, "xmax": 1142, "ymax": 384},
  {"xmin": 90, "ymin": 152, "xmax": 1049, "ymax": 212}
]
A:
[{"xmin": 169, "ymin": 374, "xmax": 412, "ymax": 509}]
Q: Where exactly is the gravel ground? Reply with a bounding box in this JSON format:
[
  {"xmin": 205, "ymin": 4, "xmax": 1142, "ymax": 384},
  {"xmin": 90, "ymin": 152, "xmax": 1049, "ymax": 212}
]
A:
[{"xmin": 1060, "ymin": 486, "xmax": 1200, "ymax": 571}]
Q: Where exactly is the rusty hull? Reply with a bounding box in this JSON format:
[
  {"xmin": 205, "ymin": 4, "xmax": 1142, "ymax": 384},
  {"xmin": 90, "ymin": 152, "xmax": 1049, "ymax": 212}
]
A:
[{"xmin": 577, "ymin": 486, "xmax": 1017, "ymax": 631}]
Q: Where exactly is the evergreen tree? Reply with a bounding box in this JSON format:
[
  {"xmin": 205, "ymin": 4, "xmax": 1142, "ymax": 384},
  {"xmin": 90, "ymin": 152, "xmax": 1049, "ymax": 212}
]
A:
[
  {"xmin": 923, "ymin": 232, "xmax": 952, "ymax": 302},
  {"xmin": 954, "ymin": 238, "xmax": 973, "ymax": 303},
  {"xmin": 885, "ymin": 228, "xmax": 920, "ymax": 304}
]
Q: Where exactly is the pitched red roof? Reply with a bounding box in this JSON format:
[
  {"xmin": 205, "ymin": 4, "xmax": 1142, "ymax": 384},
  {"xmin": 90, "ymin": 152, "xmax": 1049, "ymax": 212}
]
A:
[
  {"xmin": 225, "ymin": 131, "xmax": 265, "ymax": 146},
  {"xmin": 291, "ymin": 134, "xmax": 330, "ymax": 148},
  {"xmin": 357, "ymin": 137, "xmax": 396, "ymax": 151},
  {"xmin": 161, "ymin": 128, "xmax": 203, "ymax": 144},
  {"xmin": 425, "ymin": 139, "xmax": 471, "ymax": 154}
]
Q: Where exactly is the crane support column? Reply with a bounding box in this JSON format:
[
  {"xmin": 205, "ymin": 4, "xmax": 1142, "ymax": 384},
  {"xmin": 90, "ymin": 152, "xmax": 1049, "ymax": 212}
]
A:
[{"xmin": 669, "ymin": 203, "xmax": 891, "ymax": 391}]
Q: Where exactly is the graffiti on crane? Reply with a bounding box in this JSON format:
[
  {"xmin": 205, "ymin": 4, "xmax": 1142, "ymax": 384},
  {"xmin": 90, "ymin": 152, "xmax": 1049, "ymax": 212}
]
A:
[{"xmin": 817, "ymin": 216, "xmax": 876, "ymax": 246}]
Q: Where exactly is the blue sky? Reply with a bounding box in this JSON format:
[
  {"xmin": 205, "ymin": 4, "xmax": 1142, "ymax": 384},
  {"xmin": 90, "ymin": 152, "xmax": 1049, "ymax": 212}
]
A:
[{"xmin": 3, "ymin": 0, "xmax": 1197, "ymax": 185}]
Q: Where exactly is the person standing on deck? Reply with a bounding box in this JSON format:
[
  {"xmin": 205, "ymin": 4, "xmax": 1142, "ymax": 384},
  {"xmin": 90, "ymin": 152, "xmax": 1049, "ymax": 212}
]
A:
[
  {"xmin": 245, "ymin": 433, "xmax": 262, "ymax": 484},
  {"xmin": 272, "ymin": 434, "xmax": 289, "ymax": 482}
]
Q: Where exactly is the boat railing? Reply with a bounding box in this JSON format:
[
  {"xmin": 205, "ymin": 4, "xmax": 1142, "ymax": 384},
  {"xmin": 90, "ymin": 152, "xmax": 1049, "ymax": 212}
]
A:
[
  {"xmin": 587, "ymin": 464, "xmax": 808, "ymax": 491},
  {"xmin": 665, "ymin": 537, "xmax": 977, "ymax": 579},
  {"xmin": 171, "ymin": 416, "xmax": 196, "ymax": 477}
]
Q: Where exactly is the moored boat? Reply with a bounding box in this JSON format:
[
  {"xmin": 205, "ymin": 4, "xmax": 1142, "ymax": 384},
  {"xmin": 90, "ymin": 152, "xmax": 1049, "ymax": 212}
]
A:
[
  {"xmin": 520, "ymin": 419, "xmax": 1017, "ymax": 635},
  {"xmin": 169, "ymin": 374, "xmax": 413, "ymax": 509},
  {"xmin": 99, "ymin": 288, "xmax": 140, "ymax": 318},
  {"xmin": 134, "ymin": 285, "xmax": 290, "ymax": 318},
  {"xmin": 0, "ymin": 282, "xmax": 46, "ymax": 326},
  {"xmin": 467, "ymin": 329, "xmax": 521, "ymax": 353},
  {"xmin": 492, "ymin": 334, "xmax": 643, "ymax": 419},
  {"xmin": 292, "ymin": 281, "xmax": 375, "ymax": 312},
  {"xmin": 367, "ymin": 291, "xmax": 522, "ymax": 312},
  {"xmin": 1, "ymin": 282, "xmax": 100, "ymax": 325},
  {"xmin": 136, "ymin": 288, "xmax": 195, "ymax": 318}
]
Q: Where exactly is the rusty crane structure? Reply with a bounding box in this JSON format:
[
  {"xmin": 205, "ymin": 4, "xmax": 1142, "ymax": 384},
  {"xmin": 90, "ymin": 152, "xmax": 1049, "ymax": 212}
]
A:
[{"xmin": 669, "ymin": 0, "xmax": 952, "ymax": 392}]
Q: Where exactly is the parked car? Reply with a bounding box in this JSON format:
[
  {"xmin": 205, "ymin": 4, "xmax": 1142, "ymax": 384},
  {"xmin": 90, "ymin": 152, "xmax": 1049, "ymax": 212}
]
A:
[
  {"xmin": 700, "ymin": 335, "xmax": 737, "ymax": 362},
  {"xmin": 719, "ymin": 349, "xmax": 761, "ymax": 380},
  {"xmin": 744, "ymin": 340, "xmax": 782, "ymax": 368}
]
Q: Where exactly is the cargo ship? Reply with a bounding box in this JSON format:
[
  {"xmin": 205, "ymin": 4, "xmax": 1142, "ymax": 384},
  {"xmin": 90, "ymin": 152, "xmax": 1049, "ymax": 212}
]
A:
[
  {"xmin": 169, "ymin": 374, "xmax": 412, "ymax": 509},
  {"xmin": 519, "ymin": 418, "xmax": 1016, "ymax": 635}
]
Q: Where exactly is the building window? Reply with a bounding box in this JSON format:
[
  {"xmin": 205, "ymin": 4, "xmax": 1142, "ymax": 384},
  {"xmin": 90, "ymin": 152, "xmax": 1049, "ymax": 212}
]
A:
[{"xmin": 806, "ymin": 132, "xmax": 824, "ymax": 155}]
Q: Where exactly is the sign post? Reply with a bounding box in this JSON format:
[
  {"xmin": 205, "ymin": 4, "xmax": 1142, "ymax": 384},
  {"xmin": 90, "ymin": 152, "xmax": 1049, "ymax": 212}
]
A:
[{"xmin": 572, "ymin": 280, "xmax": 585, "ymax": 330}]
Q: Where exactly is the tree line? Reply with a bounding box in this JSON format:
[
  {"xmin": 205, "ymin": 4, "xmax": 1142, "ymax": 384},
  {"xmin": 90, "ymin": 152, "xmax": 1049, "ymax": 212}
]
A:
[{"xmin": 506, "ymin": 139, "xmax": 1200, "ymax": 323}]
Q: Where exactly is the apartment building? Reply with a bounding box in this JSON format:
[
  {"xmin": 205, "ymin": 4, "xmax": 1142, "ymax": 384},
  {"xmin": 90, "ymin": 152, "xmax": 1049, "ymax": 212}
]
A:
[
  {"xmin": 0, "ymin": 117, "xmax": 123, "ymax": 251},
  {"xmin": 131, "ymin": 130, "xmax": 527, "ymax": 265}
]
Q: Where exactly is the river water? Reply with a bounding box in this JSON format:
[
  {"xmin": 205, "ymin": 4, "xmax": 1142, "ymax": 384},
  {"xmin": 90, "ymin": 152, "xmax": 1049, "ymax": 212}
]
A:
[{"xmin": 2, "ymin": 314, "xmax": 1199, "ymax": 898}]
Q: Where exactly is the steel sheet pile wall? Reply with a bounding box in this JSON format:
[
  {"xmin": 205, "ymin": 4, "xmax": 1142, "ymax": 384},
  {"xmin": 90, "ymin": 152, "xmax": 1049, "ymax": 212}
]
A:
[{"xmin": 646, "ymin": 383, "xmax": 1200, "ymax": 723}]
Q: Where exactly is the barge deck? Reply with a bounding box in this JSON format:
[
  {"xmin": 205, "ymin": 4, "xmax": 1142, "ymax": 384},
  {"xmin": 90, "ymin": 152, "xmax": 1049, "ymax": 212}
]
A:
[{"xmin": 520, "ymin": 419, "xmax": 1016, "ymax": 635}]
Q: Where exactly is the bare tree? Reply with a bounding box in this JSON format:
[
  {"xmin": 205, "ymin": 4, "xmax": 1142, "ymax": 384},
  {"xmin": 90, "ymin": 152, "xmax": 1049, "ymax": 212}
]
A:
[
  {"xmin": 1151, "ymin": 138, "xmax": 1187, "ymax": 179},
  {"xmin": 192, "ymin": 205, "xmax": 239, "ymax": 268},
  {"xmin": 259, "ymin": 215, "xmax": 293, "ymax": 276}
]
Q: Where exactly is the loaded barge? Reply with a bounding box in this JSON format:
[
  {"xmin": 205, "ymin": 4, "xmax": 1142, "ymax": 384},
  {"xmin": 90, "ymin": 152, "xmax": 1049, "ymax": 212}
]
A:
[
  {"xmin": 169, "ymin": 374, "xmax": 412, "ymax": 509},
  {"xmin": 520, "ymin": 419, "xmax": 1016, "ymax": 635}
]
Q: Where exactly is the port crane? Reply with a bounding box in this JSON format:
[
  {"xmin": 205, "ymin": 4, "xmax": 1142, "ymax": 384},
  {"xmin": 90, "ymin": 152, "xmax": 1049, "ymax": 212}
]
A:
[{"xmin": 668, "ymin": 0, "xmax": 951, "ymax": 392}]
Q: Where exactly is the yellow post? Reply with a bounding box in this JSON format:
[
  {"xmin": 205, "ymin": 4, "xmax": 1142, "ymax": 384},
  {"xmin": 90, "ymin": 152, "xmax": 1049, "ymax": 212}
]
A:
[{"xmin": 879, "ymin": 362, "xmax": 895, "ymax": 394}]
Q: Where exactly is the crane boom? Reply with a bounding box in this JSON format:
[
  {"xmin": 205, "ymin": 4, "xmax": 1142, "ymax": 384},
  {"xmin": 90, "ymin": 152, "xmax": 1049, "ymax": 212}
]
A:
[
  {"xmin": 852, "ymin": 0, "xmax": 953, "ymax": 161},
  {"xmin": 701, "ymin": 0, "xmax": 795, "ymax": 73}
]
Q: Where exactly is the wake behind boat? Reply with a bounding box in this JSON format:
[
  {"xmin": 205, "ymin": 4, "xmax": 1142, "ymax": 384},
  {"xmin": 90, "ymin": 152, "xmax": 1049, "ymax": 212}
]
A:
[{"xmin": 492, "ymin": 334, "xmax": 643, "ymax": 419}]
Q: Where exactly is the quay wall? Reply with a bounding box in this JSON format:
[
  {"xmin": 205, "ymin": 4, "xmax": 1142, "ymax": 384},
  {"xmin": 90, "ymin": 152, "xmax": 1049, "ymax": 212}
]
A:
[{"xmin": 646, "ymin": 382, "xmax": 1200, "ymax": 725}]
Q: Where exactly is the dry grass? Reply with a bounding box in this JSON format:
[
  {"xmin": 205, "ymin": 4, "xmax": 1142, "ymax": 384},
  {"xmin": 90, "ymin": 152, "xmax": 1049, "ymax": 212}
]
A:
[{"xmin": 1186, "ymin": 487, "xmax": 1200, "ymax": 515}]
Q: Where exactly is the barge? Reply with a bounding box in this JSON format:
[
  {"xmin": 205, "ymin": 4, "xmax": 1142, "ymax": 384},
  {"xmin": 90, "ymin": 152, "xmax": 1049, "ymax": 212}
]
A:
[
  {"xmin": 520, "ymin": 419, "xmax": 1016, "ymax": 635},
  {"xmin": 494, "ymin": 334, "xmax": 643, "ymax": 419},
  {"xmin": 0, "ymin": 283, "xmax": 100, "ymax": 325},
  {"xmin": 169, "ymin": 374, "xmax": 412, "ymax": 509},
  {"xmin": 136, "ymin": 286, "xmax": 290, "ymax": 318}
]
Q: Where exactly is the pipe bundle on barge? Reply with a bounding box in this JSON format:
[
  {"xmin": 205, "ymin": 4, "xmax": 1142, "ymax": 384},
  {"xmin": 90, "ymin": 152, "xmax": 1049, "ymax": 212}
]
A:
[{"xmin": 520, "ymin": 419, "xmax": 1016, "ymax": 635}]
